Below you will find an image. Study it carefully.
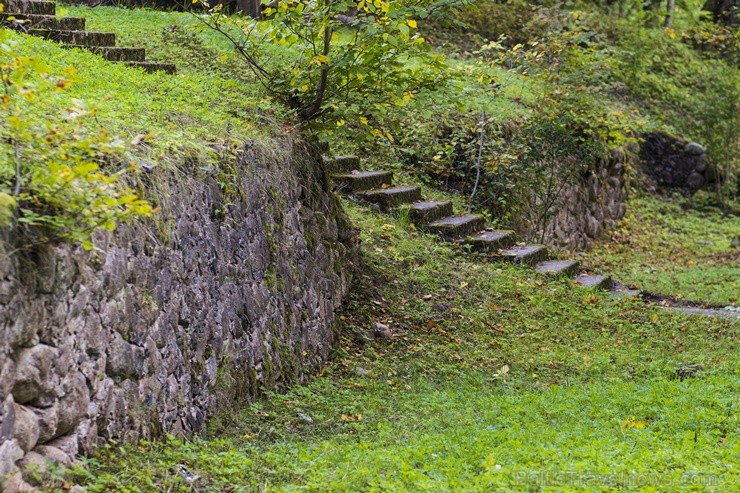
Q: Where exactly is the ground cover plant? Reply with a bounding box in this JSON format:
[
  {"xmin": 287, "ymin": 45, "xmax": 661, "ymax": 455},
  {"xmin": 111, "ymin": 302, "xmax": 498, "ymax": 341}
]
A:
[
  {"xmin": 69, "ymin": 201, "xmax": 738, "ymax": 492},
  {"xmin": 587, "ymin": 194, "xmax": 740, "ymax": 307}
]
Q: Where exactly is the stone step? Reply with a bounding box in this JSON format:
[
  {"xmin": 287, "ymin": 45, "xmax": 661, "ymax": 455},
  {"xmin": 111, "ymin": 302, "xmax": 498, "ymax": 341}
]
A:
[
  {"xmin": 573, "ymin": 274, "xmax": 612, "ymax": 290},
  {"xmin": 325, "ymin": 155, "xmax": 361, "ymax": 174},
  {"xmin": 499, "ymin": 244, "xmax": 548, "ymax": 266},
  {"xmin": 465, "ymin": 230, "xmax": 516, "ymax": 252},
  {"xmin": 357, "ymin": 186, "xmax": 422, "ymax": 210},
  {"xmin": 425, "ymin": 215, "xmax": 486, "ymax": 239},
  {"xmin": 0, "ymin": 13, "xmax": 85, "ymax": 30},
  {"xmin": 66, "ymin": 45, "xmax": 146, "ymax": 62},
  {"xmin": 2, "ymin": 0, "xmax": 56, "ymax": 15},
  {"xmin": 407, "ymin": 201, "xmax": 453, "ymax": 225},
  {"xmin": 123, "ymin": 61, "xmax": 177, "ymax": 74},
  {"xmin": 30, "ymin": 29, "xmax": 117, "ymax": 47},
  {"xmin": 535, "ymin": 259, "xmax": 580, "ymax": 277},
  {"xmin": 332, "ymin": 171, "xmax": 393, "ymax": 192}
]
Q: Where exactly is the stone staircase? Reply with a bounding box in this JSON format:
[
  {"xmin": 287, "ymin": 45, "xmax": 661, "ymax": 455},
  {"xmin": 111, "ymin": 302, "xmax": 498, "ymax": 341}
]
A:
[
  {"xmin": 323, "ymin": 151, "xmax": 612, "ymax": 290},
  {"xmin": 0, "ymin": 0, "xmax": 176, "ymax": 73}
]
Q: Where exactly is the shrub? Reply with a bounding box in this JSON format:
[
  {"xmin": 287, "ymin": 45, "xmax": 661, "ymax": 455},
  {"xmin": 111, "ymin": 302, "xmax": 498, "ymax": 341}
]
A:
[{"xmin": 0, "ymin": 33, "xmax": 152, "ymax": 250}]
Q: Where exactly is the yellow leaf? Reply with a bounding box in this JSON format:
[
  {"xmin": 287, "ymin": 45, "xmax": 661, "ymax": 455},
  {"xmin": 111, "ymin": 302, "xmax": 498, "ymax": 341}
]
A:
[{"xmin": 406, "ymin": 19, "xmax": 417, "ymax": 29}]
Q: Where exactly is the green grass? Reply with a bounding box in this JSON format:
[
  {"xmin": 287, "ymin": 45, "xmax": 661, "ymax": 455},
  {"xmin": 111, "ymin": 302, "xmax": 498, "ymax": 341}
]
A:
[
  {"xmin": 69, "ymin": 200, "xmax": 738, "ymax": 493},
  {"xmin": 587, "ymin": 194, "xmax": 740, "ymax": 307},
  {"xmin": 5, "ymin": 5, "xmax": 281, "ymax": 168}
]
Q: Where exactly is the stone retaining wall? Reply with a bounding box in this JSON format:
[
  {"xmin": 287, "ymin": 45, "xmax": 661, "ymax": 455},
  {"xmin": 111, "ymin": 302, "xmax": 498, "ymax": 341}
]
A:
[
  {"xmin": 0, "ymin": 139, "xmax": 358, "ymax": 490},
  {"xmin": 539, "ymin": 146, "xmax": 631, "ymax": 250}
]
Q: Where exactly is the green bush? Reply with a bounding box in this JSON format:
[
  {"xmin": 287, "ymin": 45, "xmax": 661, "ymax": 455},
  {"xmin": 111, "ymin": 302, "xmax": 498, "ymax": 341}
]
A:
[{"xmin": 0, "ymin": 33, "xmax": 151, "ymax": 249}]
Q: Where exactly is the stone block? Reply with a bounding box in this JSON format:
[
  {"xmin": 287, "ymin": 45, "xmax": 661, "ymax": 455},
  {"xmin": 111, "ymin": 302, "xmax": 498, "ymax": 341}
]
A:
[{"xmin": 12, "ymin": 404, "xmax": 40, "ymax": 453}]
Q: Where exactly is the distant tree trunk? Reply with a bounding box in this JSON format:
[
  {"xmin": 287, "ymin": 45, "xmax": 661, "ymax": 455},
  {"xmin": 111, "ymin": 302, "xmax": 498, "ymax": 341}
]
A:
[
  {"xmin": 237, "ymin": 0, "xmax": 261, "ymax": 18},
  {"xmin": 703, "ymin": 0, "xmax": 740, "ymax": 25},
  {"xmin": 664, "ymin": 0, "xmax": 676, "ymax": 27}
]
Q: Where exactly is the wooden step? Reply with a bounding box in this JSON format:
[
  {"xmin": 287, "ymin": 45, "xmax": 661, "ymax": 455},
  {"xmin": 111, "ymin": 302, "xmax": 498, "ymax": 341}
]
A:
[
  {"xmin": 465, "ymin": 230, "xmax": 516, "ymax": 252},
  {"xmin": 123, "ymin": 61, "xmax": 177, "ymax": 74},
  {"xmin": 30, "ymin": 29, "xmax": 116, "ymax": 47},
  {"xmin": 0, "ymin": 13, "xmax": 85, "ymax": 30},
  {"xmin": 65, "ymin": 45, "xmax": 146, "ymax": 62},
  {"xmin": 425, "ymin": 215, "xmax": 486, "ymax": 239},
  {"xmin": 357, "ymin": 186, "xmax": 422, "ymax": 210},
  {"xmin": 535, "ymin": 260, "xmax": 580, "ymax": 277},
  {"xmin": 2, "ymin": 0, "xmax": 56, "ymax": 15},
  {"xmin": 573, "ymin": 274, "xmax": 612, "ymax": 290},
  {"xmin": 406, "ymin": 201, "xmax": 453, "ymax": 225},
  {"xmin": 499, "ymin": 244, "xmax": 548, "ymax": 266},
  {"xmin": 332, "ymin": 171, "xmax": 393, "ymax": 192}
]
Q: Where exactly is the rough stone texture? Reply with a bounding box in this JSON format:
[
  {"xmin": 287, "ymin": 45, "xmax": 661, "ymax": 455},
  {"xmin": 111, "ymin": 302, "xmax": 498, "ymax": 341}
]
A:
[
  {"xmin": 638, "ymin": 132, "xmax": 721, "ymax": 195},
  {"xmin": 0, "ymin": 139, "xmax": 358, "ymax": 483},
  {"xmin": 538, "ymin": 146, "xmax": 631, "ymax": 250}
]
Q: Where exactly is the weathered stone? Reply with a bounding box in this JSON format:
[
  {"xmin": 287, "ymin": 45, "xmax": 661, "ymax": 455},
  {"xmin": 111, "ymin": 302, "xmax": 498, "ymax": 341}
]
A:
[
  {"xmin": 1, "ymin": 471, "xmax": 40, "ymax": 493},
  {"xmin": 45, "ymin": 433, "xmax": 80, "ymax": 459},
  {"xmin": 19, "ymin": 451, "xmax": 48, "ymax": 486},
  {"xmin": 425, "ymin": 215, "xmax": 486, "ymax": 239},
  {"xmin": 535, "ymin": 260, "xmax": 580, "ymax": 277},
  {"xmin": 12, "ymin": 345, "xmax": 57, "ymax": 405},
  {"xmin": 1, "ymin": 395, "xmax": 16, "ymax": 442},
  {"xmin": 35, "ymin": 443, "xmax": 75, "ymax": 467},
  {"xmin": 12, "ymin": 404, "xmax": 40, "ymax": 453},
  {"xmin": 373, "ymin": 322, "xmax": 392, "ymax": 339},
  {"xmin": 686, "ymin": 172, "xmax": 705, "ymax": 189},
  {"xmin": 332, "ymin": 171, "xmax": 393, "ymax": 192},
  {"xmin": 406, "ymin": 201, "xmax": 454, "ymax": 225},
  {"xmin": 0, "ymin": 439, "xmax": 24, "ymax": 477},
  {"xmin": 357, "ymin": 186, "xmax": 422, "ymax": 210},
  {"xmin": 0, "ymin": 140, "xmax": 357, "ymax": 473},
  {"xmin": 32, "ymin": 402, "xmax": 59, "ymax": 444},
  {"xmin": 499, "ymin": 244, "xmax": 548, "ymax": 266},
  {"xmin": 684, "ymin": 142, "xmax": 705, "ymax": 155},
  {"xmin": 105, "ymin": 332, "xmax": 144, "ymax": 380}
]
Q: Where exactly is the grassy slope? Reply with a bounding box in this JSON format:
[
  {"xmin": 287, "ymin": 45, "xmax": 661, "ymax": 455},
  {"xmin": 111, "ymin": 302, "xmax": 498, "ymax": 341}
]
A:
[
  {"xmin": 74, "ymin": 200, "xmax": 738, "ymax": 492},
  {"xmin": 7, "ymin": 5, "xmax": 279, "ymax": 167},
  {"xmin": 587, "ymin": 194, "xmax": 739, "ymax": 307}
]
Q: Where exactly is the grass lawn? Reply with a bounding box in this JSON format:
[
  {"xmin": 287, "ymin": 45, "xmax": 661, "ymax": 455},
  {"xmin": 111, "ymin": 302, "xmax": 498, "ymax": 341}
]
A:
[
  {"xmin": 71, "ymin": 200, "xmax": 738, "ymax": 493},
  {"xmin": 587, "ymin": 194, "xmax": 739, "ymax": 307}
]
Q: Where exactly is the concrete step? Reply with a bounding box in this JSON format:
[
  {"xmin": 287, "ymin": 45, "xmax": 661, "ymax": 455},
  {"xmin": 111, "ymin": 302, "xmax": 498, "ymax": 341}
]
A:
[
  {"xmin": 407, "ymin": 201, "xmax": 453, "ymax": 225},
  {"xmin": 499, "ymin": 244, "xmax": 548, "ymax": 266},
  {"xmin": 323, "ymin": 155, "xmax": 360, "ymax": 174},
  {"xmin": 2, "ymin": 0, "xmax": 55, "ymax": 15},
  {"xmin": 332, "ymin": 171, "xmax": 393, "ymax": 192},
  {"xmin": 67, "ymin": 45, "xmax": 146, "ymax": 62},
  {"xmin": 30, "ymin": 29, "xmax": 116, "ymax": 47},
  {"xmin": 123, "ymin": 61, "xmax": 177, "ymax": 74},
  {"xmin": 357, "ymin": 186, "xmax": 422, "ymax": 210},
  {"xmin": 573, "ymin": 274, "xmax": 612, "ymax": 290},
  {"xmin": 0, "ymin": 13, "xmax": 85, "ymax": 30},
  {"xmin": 465, "ymin": 230, "xmax": 516, "ymax": 252},
  {"xmin": 535, "ymin": 259, "xmax": 580, "ymax": 277},
  {"xmin": 425, "ymin": 215, "xmax": 486, "ymax": 239}
]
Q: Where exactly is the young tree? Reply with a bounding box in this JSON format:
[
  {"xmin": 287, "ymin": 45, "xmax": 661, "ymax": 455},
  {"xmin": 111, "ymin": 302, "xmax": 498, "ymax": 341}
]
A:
[{"xmin": 193, "ymin": 0, "xmax": 457, "ymax": 125}]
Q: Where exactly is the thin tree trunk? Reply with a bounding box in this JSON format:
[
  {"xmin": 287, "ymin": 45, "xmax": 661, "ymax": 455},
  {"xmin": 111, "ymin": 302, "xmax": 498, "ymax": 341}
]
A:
[
  {"xmin": 237, "ymin": 0, "xmax": 262, "ymax": 18},
  {"xmin": 664, "ymin": 0, "xmax": 676, "ymax": 27}
]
